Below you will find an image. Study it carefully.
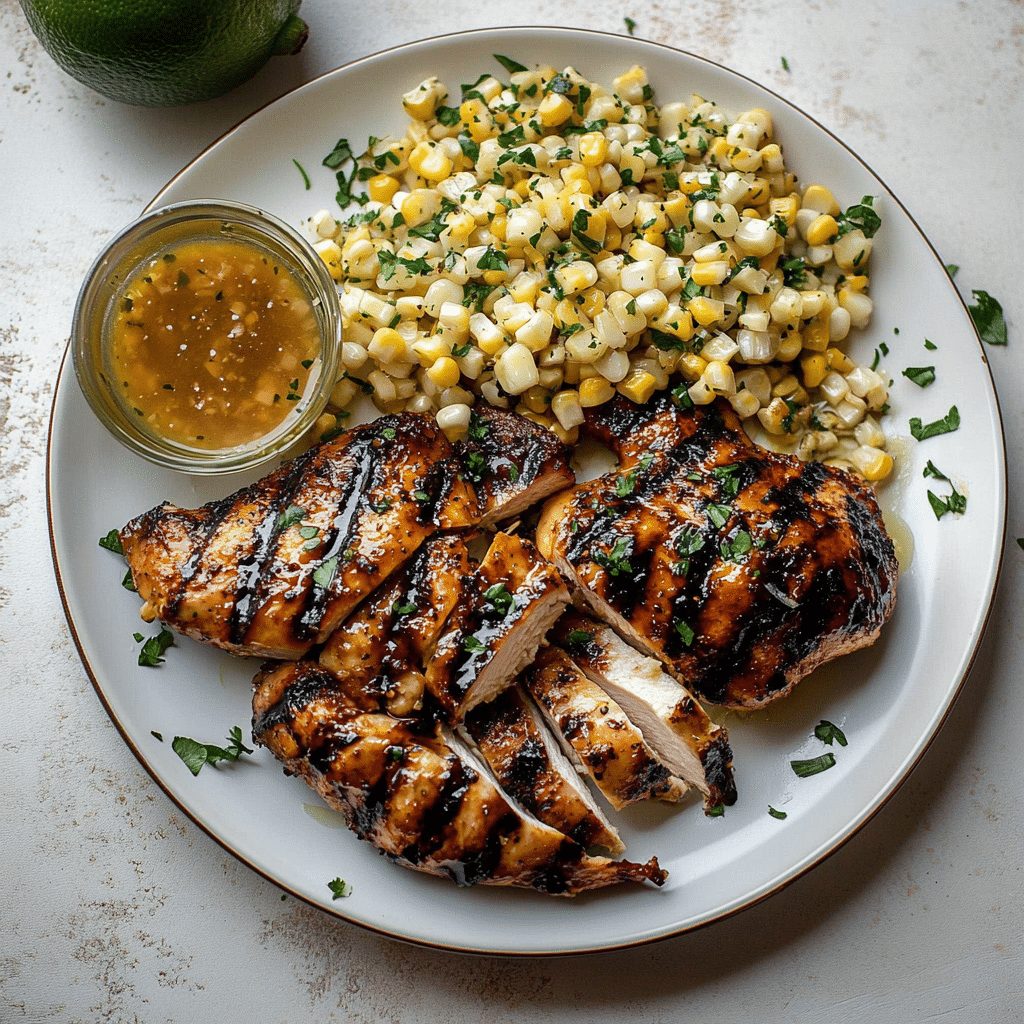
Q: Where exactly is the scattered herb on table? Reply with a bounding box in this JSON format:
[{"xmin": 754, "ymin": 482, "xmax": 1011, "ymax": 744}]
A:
[
  {"xmin": 768, "ymin": 806, "xmax": 788, "ymax": 819},
  {"xmin": 624, "ymin": 17, "xmax": 637, "ymax": 35}
]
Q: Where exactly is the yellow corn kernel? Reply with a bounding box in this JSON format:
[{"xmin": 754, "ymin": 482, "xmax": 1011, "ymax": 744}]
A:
[
  {"xmin": 579, "ymin": 376, "xmax": 617, "ymax": 407},
  {"xmin": 482, "ymin": 268, "xmax": 509, "ymax": 286},
  {"xmin": 578, "ymin": 131, "xmax": 609, "ymax": 167},
  {"xmin": 367, "ymin": 173, "xmax": 401, "ymax": 205},
  {"xmin": 426, "ymin": 355, "xmax": 462, "ymax": 390},
  {"xmin": 663, "ymin": 193, "xmax": 691, "ymax": 226},
  {"xmin": 459, "ymin": 97, "xmax": 495, "ymax": 143},
  {"xmin": 408, "ymin": 141, "xmax": 453, "ymax": 182},
  {"xmin": 677, "ymin": 352, "xmax": 708, "ymax": 381},
  {"xmin": 802, "ymin": 315, "xmax": 831, "ymax": 353},
  {"xmin": 690, "ymin": 260, "xmax": 731, "ymax": 287},
  {"xmin": 313, "ymin": 239, "xmax": 342, "ymax": 280},
  {"xmin": 513, "ymin": 178, "xmax": 533, "ymax": 200},
  {"xmin": 489, "ymin": 212, "xmax": 507, "ymax": 242},
  {"xmin": 613, "ymin": 65, "xmax": 650, "ymax": 104},
  {"xmin": 802, "ymin": 184, "xmax": 840, "ymax": 216},
  {"xmin": 577, "ymin": 286, "xmax": 606, "ymax": 319},
  {"xmin": 367, "ymin": 327, "xmax": 408, "ymax": 364},
  {"xmin": 768, "ymin": 194, "xmax": 800, "ymax": 227},
  {"xmin": 537, "ymin": 91, "xmax": 574, "ymax": 127},
  {"xmin": 402, "ymin": 76, "xmax": 447, "ymax": 121},
  {"xmin": 851, "ymin": 446, "xmax": 894, "ymax": 482},
  {"xmin": 778, "ymin": 331, "xmax": 803, "ymax": 362},
  {"xmin": 800, "ymin": 351, "xmax": 828, "ymax": 388},
  {"xmin": 759, "ymin": 142, "xmax": 785, "ymax": 173},
  {"xmin": 687, "ymin": 295, "xmax": 725, "ymax": 327},
  {"xmin": 412, "ymin": 335, "xmax": 452, "ymax": 367},
  {"xmin": 844, "ymin": 274, "xmax": 870, "ymax": 293},
  {"xmin": 445, "ymin": 210, "xmax": 476, "ymax": 245},
  {"xmin": 826, "ymin": 346, "xmax": 856, "ymax": 373},
  {"xmin": 617, "ymin": 368, "xmax": 659, "ymax": 405},
  {"xmin": 805, "ymin": 214, "xmax": 839, "ymax": 246},
  {"xmin": 708, "ymin": 137, "xmax": 732, "ymax": 164}
]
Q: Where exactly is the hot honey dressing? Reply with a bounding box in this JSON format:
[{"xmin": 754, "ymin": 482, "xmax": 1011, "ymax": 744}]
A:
[{"xmin": 111, "ymin": 237, "xmax": 321, "ymax": 449}]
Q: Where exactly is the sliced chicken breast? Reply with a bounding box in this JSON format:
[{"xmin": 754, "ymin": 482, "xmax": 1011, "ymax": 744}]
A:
[
  {"xmin": 536, "ymin": 394, "xmax": 898, "ymax": 709},
  {"xmin": 252, "ymin": 660, "xmax": 667, "ymax": 895},
  {"xmin": 522, "ymin": 646, "xmax": 688, "ymax": 811},
  {"xmin": 425, "ymin": 532, "xmax": 569, "ymax": 721},
  {"xmin": 551, "ymin": 609, "xmax": 736, "ymax": 812},
  {"xmin": 462, "ymin": 683, "xmax": 625, "ymax": 854}
]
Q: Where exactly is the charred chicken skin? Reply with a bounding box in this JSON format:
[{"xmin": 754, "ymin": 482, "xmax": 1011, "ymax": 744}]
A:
[
  {"xmin": 536, "ymin": 393, "xmax": 898, "ymax": 709},
  {"xmin": 120, "ymin": 409, "xmax": 572, "ymax": 661}
]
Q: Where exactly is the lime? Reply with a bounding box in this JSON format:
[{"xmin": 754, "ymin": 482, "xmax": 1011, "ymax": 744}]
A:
[{"xmin": 19, "ymin": 0, "xmax": 308, "ymax": 106}]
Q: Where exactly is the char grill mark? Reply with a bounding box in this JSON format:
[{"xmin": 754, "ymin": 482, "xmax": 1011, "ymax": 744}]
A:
[
  {"xmin": 463, "ymin": 684, "xmax": 625, "ymax": 854},
  {"xmin": 252, "ymin": 661, "xmax": 666, "ymax": 894},
  {"xmin": 317, "ymin": 533, "xmax": 472, "ymax": 716},
  {"xmin": 537, "ymin": 395, "xmax": 898, "ymax": 708}
]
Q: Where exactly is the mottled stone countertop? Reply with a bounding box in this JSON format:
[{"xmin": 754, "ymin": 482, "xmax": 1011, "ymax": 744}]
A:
[{"xmin": 3, "ymin": 1, "xmax": 1022, "ymax": 1020}]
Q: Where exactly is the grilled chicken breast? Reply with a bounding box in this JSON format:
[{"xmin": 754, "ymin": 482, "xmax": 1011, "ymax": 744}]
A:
[
  {"xmin": 551, "ymin": 609, "xmax": 736, "ymax": 812},
  {"xmin": 425, "ymin": 532, "xmax": 569, "ymax": 722},
  {"xmin": 252, "ymin": 660, "xmax": 666, "ymax": 894},
  {"xmin": 120, "ymin": 410, "xmax": 573, "ymax": 661},
  {"xmin": 462, "ymin": 684, "xmax": 625, "ymax": 854},
  {"xmin": 522, "ymin": 645, "xmax": 688, "ymax": 810},
  {"xmin": 536, "ymin": 394, "xmax": 898, "ymax": 708},
  {"xmin": 317, "ymin": 533, "xmax": 472, "ymax": 716}
]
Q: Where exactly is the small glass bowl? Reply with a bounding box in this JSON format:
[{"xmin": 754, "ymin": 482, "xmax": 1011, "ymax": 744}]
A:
[{"xmin": 72, "ymin": 199, "xmax": 341, "ymax": 475}]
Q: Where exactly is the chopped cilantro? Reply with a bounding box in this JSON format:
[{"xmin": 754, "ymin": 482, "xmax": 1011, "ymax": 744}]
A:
[
  {"xmin": 328, "ymin": 878, "xmax": 353, "ymax": 899},
  {"xmin": 909, "ymin": 405, "xmax": 960, "ymax": 441},
  {"xmin": 484, "ymin": 583, "xmax": 514, "ymax": 617},
  {"xmin": 769, "ymin": 805, "xmax": 788, "ymax": 819},
  {"xmin": 172, "ymin": 726, "xmax": 252, "ymax": 776},
  {"xmin": 592, "ymin": 537, "xmax": 633, "ymax": 576},
  {"xmin": 968, "ymin": 290, "xmax": 1007, "ymax": 346},
  {"xmin": 136, "ymin": 626, "xmax": 174, "ymax": 667},
  {"xmin": 902, "ymin": 365, "xmax": 935, "ymax": 388},
  {"xmin": 464, "ymin": 635, "xmax": 487, "ymax": 654},
  {"xmin": 98, "ymin": 529, "xmax": 123, "ymax": 554},
  {"xmin": 814, "ymin": 720, "xmax": 848, "ymax": 746},
  {"xmin": 292, "ymin": 158, "xmax": 311, "ymax": 190},
  {"xmin": 790, "ymin": 753, "xmax": 836, "ymax": 778}
]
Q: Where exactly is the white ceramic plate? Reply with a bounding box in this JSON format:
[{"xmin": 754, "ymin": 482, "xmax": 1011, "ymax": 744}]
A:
[{"xmin": 49, "ymin": 27, "xmax": 1006, "ymax": 955}]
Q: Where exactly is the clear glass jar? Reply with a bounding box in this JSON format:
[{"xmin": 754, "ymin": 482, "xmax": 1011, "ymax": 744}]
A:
[{"xmin": 72, "ymin": 199, "xmax": 341, "ymax": 475}]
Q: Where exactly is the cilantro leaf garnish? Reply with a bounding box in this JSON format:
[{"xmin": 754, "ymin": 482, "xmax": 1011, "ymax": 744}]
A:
[
  {"xmin": 968, "ymin": 289, "xmax": 1007, "ymax": 346},
  {"xmin": 902, "ymin": 365, "xmax": 935, "ymax": 388},
  {"xmin": 322, "ymin": 138, "xmax": 353, "ymax": 169},
  {"xmin": 768, "ymin": 805, "xmax": 788, "ymax": 819},
  {"xmin": 814, "ymin": 720, "xmax": 848, "ymax": 746},
  {"xmin": 493, "ymin": 53, "xmax": 529, "ymax": 76},
  {"xmin": 790, "ymin": 753, "xmax": 837, "ymax": 778},
  {"xmin": 909, "ymin": 405, "xmax": 960, "ymax": 441},
  {"xmin": 172, "ymin": 726, "xmax": 252, "ymax": 776},
  {"xmin": 464, "ymin": 635, "xmax": 487, "ymax": 654},
  {"xmin": 484, "ymin": 583, "xmax": 514, "ymax": 617},
  {"xmin": 592, "ymin": 537, "xmax": 633, "ymax": 576},
  {"xmin": 99, "ymin": 529, "xmax": 123, "ymax": 554},
  {"xmin": 275, "ymin": 504, "xmax": 307, "ymax": 532},
  {"xmin": 328, "ymin": 878, "xmax": 353, "ymax": 899},
  {"xmin": 135, "ymin": 626, "xmax": 174, "ymax": 667}
]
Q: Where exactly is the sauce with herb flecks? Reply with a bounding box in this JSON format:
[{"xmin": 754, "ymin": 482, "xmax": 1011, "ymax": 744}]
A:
[{"xmin": 110, "ymin": 237, "xmax": 321, "ymax": 449}]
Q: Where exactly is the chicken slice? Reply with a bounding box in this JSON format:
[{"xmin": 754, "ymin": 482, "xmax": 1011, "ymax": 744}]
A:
[
  {"xmin": 462, "ymin": 683, "xmax": 625, "ymax": 854},
  {"xmin": 317, "ymin": 533, "xmax": 473, "ymax": 715},
  {"xmin": 251, "ymin": 661, "xmax": 666, "ymax": 895},
  {"xmin": 460, "ymin": 406, "xmax": 576, "ymax": 527},
  {"xmin": 551, "ymin": 609, "xmax": 736, "ymax": 813},
  {"xmin": 522, "ymin": 646, "xmax": 688, "ymax": 811},
  {"xmin": 536, "ymin": 393, "xmax": 898, "ymax": 709},
  {"xmin": 425, "ymin": 532, "xmax": 569, "ymax": 722}
]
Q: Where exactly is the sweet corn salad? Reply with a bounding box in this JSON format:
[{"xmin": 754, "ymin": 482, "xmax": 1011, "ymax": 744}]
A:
[{"xmin": 304, "ymin": 58, "xmax": 892, "ymax": 482}]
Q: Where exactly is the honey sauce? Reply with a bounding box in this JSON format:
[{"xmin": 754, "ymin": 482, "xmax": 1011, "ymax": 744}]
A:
[{"xmin": 110, "ymin": 236, "xmax": 321, "ymax": 449}]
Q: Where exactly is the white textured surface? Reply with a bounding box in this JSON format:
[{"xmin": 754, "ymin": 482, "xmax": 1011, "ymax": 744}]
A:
[{"xmin": 2, "ymin": 0, "xmax": 1022, "ymax": 1020}]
